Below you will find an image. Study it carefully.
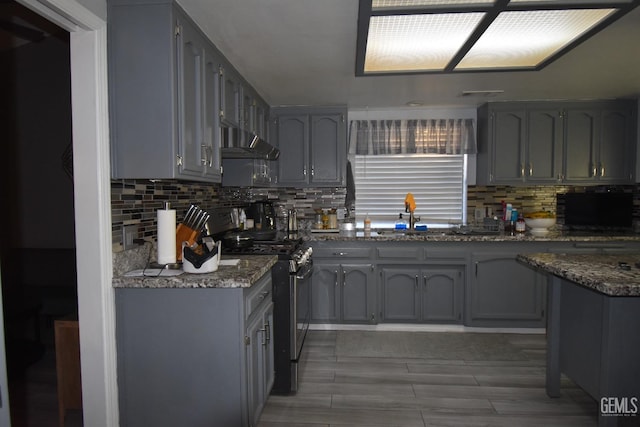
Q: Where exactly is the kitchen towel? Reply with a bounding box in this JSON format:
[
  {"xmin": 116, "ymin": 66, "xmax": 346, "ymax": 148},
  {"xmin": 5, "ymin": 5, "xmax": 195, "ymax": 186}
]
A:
[{"xmin": 157, "ymin": 206, "xmax": 177, "ymax": 264}]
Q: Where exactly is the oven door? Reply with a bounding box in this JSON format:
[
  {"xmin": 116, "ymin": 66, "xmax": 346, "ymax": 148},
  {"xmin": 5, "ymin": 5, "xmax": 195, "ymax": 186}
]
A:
[{"xmin": 291, "ymin": 259, "xmax": 312, "ymax": 361}]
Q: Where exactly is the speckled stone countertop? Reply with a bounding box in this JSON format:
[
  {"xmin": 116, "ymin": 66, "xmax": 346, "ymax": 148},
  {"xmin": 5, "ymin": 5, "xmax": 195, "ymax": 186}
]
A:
[
  {"xmin": 517, "ymin": 253, "xmax": 640, "ymax": 297},
  {"xmin": 112, "ymin": 242, "xmax": 277, "ymax": 289},
  {"xmin": 306, "ymin": 229, "xmax": 640, "ymax": 243}
]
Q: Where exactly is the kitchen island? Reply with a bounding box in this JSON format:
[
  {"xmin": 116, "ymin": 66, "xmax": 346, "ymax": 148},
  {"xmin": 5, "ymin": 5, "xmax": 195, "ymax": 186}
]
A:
[
  {"xmin": 518, "ymin": 253, "xmax": 640, "ymax": 427},
  {"xmin": 112, "ymin": 248, "xmax": 278, "ymax": 427}
]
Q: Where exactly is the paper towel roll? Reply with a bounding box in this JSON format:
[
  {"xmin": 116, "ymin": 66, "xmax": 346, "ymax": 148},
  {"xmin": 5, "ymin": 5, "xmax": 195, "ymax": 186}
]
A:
[{"xmin": 157, "ymin": 207, "xmax": 177, "ymax": 264}]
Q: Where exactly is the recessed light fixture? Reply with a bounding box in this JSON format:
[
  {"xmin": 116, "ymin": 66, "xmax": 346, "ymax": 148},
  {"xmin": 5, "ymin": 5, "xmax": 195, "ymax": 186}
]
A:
[{"xmin": 355, "ymin": 0, "xmax": 639, "ymax": 75}]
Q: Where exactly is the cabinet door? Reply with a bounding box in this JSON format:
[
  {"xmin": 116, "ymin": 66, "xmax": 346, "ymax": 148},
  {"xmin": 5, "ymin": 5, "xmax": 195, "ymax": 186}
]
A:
[
  {"xmin": 311, "ymin": 263, "xmax": 340, "ymax": 322},
  {"xmin": 263, "ymin": 304, "xmax": 275, "ymax": 397},
  {"xmin": 310, "ymin": 113, "xmax": 345, "ymax": 186},
  {"xmin": 275, "ymin": 114, "xmax": 309, "ymax": 185},
  {"xmin": 219, "ymin": 66, "xmax": 241, "ymax": 129},
  {"xmin": 246, "ymin": 311, "xmax": 265, "ymax": 427},
  {"xmin": 598, "ymin": 108, "xmax": 633, "ymax": 182},
  {"xmin": 490, "ymin": 110, "xmax": 526, "ymax": 184},
  {"xmin": 381, "ymin": 267, "xmax": 420, "ymax": 322},
  {"xmin": 203, "ymin": 51, "xmax": 221, "ymax": 181},
  {"xmin": 342, "ymin": 264, "xmax": 375, "ymax": 323},
  {"xmin": 526, "ymin": 109, "xmax": 562, "ymax": 183},
  {"xmin": 422, "ymin": 267, "xmax": 463, "ymax": 323},
  {"xmin": 564, "ymin": 109, "xmax": 598, "ymax": 182},
  {"xmin": 176, "ymin": 18, "xmax": 206, "ymax": 178},
  {"xmin": 470, "ymin": 252, "xmax": 545, "ymax": 327}
]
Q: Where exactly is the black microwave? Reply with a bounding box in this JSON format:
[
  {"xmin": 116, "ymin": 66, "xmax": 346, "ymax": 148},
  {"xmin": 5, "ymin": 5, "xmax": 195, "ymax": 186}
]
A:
[{"xmin": 562, "ymin": 192, "xmax": 633, "ymax": 228}]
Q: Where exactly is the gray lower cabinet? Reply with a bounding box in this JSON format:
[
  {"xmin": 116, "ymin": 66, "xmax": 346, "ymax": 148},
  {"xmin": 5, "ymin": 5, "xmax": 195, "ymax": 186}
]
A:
[
  {"xmin": 115, "ymin": 273, "xmax": 274, "ymax": 427},
  {"xmin": 380, "ymin": 266, "xmax": 463, "ymax": 324},
  {"xmin": 469, "ymin": 251, "xmax": 546, "ymax": 327},
  {"xmin": 311, "ymin": 261, "xmax": 376, "ymax": 323}
]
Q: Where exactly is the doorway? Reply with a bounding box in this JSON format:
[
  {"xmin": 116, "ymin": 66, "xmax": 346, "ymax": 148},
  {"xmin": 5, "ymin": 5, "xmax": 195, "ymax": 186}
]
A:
[{"xmin": 0, "ymin": 2, "xmax": 81, "ymax": 425}]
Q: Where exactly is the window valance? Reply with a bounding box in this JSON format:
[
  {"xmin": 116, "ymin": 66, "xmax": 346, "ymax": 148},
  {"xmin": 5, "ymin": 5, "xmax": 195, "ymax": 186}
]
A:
[{"xmin": 348, "ymin": 119, "xmax": 477, "ymax": 155}]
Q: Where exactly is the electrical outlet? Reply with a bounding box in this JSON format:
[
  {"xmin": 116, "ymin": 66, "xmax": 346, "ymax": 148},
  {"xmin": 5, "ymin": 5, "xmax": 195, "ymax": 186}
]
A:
[{"xmin": 123, "ymin": 225, "xmax": 138, "ymax": 250}]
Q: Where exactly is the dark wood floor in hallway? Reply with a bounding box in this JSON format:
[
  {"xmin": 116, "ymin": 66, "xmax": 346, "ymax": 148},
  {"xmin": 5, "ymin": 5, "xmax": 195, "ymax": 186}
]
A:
[{"xmin": 258, "ymin": 330, "xmax": 602, "ymax": 427}]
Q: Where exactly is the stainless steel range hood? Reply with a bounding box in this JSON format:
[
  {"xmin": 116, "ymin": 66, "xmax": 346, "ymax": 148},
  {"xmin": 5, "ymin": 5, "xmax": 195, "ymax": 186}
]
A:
[{"xmin": 221, "ymin": 128, "xmax": 280, "ymax": 160}]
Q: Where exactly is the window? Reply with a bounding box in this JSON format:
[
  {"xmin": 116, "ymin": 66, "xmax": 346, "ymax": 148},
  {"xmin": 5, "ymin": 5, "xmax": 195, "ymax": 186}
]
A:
[
  {"xmin": 348, "ymin": 118, "xmax": 474, "ymax": 228},
  {"xmin": 354, "ymin": 154, "xmax": 467, "ymax": 228}
]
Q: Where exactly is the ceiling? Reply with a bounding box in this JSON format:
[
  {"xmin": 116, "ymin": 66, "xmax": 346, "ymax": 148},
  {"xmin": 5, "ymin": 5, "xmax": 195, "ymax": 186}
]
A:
[{"xmin": 179, "ymin": 0, "xmax": 640, "ymax": 109}]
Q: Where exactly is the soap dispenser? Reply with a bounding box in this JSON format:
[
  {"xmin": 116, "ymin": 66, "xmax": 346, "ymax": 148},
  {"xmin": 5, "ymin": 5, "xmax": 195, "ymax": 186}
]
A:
[{"xmin": 395, "ymin": 213, "xmax": 408, "ymax": 230}]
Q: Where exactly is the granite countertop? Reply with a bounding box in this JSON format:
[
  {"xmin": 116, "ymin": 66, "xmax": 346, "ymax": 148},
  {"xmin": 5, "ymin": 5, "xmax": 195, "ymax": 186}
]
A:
[
  {"xmin": 306, "ymin": 229, "xmax": 640, "ymax": 243},
  {"xmin": 517, "ymin": 253, "xmax": 640, "ymax": 297},
  {"xmin": 112, "ymin": 250, "xmax": 278, "ymax": 289}
]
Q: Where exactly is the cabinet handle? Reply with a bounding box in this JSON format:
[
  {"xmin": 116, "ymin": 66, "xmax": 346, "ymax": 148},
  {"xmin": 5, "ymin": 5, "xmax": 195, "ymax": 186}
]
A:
[
  {"xmin": 529, "ymin": 163, "xmax": 533, "ymax": 177},
  {"xmin": 259, "ymin": 326, "xmax": 267, "ymax": 346},
  {"xmin": 520, "ymin": 163, "xmax": 525, "ymax": 178},
  {"xmin": 342, "ymin": 270, "xmax": 346, "ymax": 286},
  {"xmin": 258, "ymin": 290, "xmax": 270, "ymax": 300},
  {"xmin": 265, "ymin": 319, "xmax": 271, "ymax": 343},
  {"xmin": 370, "ymin": 313, "xmax": 375, "ymax": 323},
  {"xmin": 600, "ymin": 164, "xmax": 605, "ymax": 177},
  {"xmin": 333, "ymin": 252, "xmax": 348, "ymax": 256},
  {"xmin": 592, "ymin": 166, "xmax": 597, "ymax": 177},
  {"xmin": 334, "ymin": 271, "xmax": 339, "ymax": 287},
  {"xmin": 201, "ymin": 144, "xmax": 207, "ymax": 165},
  {"xmin": 303, "ymin": 166, "xmax": 307, "ymax": 177},
  {"xmin": 311, "ymin": 167, "xmax": 314, "ymax": 177},
  {"xmin": 176, "ymin": 155, "xmax": 183, "ymax": 166},
  {"xmin": 415, "ymin": 275, "xmax": 419, "ymax": 288}
]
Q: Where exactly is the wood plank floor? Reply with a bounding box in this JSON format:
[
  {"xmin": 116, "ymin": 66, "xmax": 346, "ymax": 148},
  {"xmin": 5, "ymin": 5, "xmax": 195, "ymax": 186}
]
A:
[{"xmin": 258, "ymin": 330, "xmax": 600, "ymax": 427}]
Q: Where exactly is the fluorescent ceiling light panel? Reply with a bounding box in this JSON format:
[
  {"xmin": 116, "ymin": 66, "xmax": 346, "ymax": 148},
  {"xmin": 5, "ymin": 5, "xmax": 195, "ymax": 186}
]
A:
[
  {"xmin": 373, "ymin": 0, "xmax": 494, "ymax": 10},
  {"xmin": 357, "ymin": 0, "xmax": 638, "ymax": 74},
  {"xmin": 365, "ymin": 13, "xmax": 485, "ymax": 72},
  {"xmin": 456, "ymin": 9, "xmax": 617, "ymax": 69}
]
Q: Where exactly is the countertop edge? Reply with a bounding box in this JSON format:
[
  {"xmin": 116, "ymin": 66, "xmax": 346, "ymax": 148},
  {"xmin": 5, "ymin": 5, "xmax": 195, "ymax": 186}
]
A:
[
  {"xmin": 112, "ymin": 255, "xmax": 278, "ymax": 289},
  {"xmin": 517, "ymin": 253, "xmax": 640, "ymax": 297}
]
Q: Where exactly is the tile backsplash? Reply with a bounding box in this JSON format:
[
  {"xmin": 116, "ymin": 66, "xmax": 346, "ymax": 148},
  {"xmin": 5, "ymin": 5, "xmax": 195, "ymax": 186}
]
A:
[{"xmin": 111, "ymin": 179, "xmax": 640, "ymax": 250}]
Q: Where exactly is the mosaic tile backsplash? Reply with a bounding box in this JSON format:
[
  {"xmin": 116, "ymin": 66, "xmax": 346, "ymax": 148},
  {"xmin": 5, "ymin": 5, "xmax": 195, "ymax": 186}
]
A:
[{"xmin": 111, "ymin": 179, "xmax": 640, "ymax": 250}]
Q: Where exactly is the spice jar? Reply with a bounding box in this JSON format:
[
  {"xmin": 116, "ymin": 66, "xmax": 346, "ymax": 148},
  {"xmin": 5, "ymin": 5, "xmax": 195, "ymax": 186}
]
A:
[
  {"xmin": 314, "ymin": 209, "xmax": 324, "ymax": 229},
  {"xmin": 321, "ymin": 209, "xmax": 329, "ymax": 229},
  {"xmin": 328, "ymin": 208, "xmax": 338, "ymax": 229}
]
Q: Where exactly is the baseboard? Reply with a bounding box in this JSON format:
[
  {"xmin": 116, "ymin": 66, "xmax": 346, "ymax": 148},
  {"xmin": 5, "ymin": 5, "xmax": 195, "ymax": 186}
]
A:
[{"xmin": 309, "ymin": 323, "xmax": 546, "ymax": 334}]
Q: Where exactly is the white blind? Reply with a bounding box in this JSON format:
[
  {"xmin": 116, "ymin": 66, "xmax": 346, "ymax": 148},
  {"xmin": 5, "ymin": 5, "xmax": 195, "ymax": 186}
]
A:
[{"xmin": 354, "ymin": 154, "xmax": 466, "ymax": 227}]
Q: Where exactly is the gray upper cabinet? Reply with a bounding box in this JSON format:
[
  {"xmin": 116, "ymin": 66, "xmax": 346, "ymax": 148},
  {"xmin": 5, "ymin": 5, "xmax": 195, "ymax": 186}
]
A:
[
  {"xmin": 271, "ymin": 106, "xmax": 347, "ymax": 187},
  {"xmin": 108, "ymin": 0, "xmax": 267, "ymax": 183},
  {"xmin": 477, "ymin": 100, "xmax": 636, "ymax": 186},
  {"xmin": 478, "ymin": 103, "xmax": 563, "ymax": 185},
  {"xmin": 219, "ymin": 66, "xmax": 241, "ymax": 130},
  {"xmin": 564, "ymin": 102, "xmax": 636, "ymax": 183}
]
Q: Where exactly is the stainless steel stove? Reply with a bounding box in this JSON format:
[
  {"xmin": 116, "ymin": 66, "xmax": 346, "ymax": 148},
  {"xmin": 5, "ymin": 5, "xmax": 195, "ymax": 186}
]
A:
[{"xmin": 208, "ymin": 210, "xmax": 312, "ymax": 394}]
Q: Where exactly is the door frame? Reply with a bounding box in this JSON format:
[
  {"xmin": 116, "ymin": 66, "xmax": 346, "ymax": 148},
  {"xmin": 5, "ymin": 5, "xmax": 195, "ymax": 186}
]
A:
[{"xmin": 15, "ymin": 1, "xmax": 118, "ymax": 426}]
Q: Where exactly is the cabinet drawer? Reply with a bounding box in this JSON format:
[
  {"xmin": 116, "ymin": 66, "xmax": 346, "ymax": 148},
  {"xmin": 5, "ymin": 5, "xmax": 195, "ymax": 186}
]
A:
[
  {"xmin": 424, "ymin": 250, "xmax": 466, "ymax": 261},
  {"xmin": 314, "ymin": 248, "xmax": 373, "ymax": 259},
  {"xmin": 245, "ymin": 273, "xmax": 272, "ymax": 318},
  {"xmin": 377, "ymin": 246, "xmax": 423, "ymax": 259}
]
